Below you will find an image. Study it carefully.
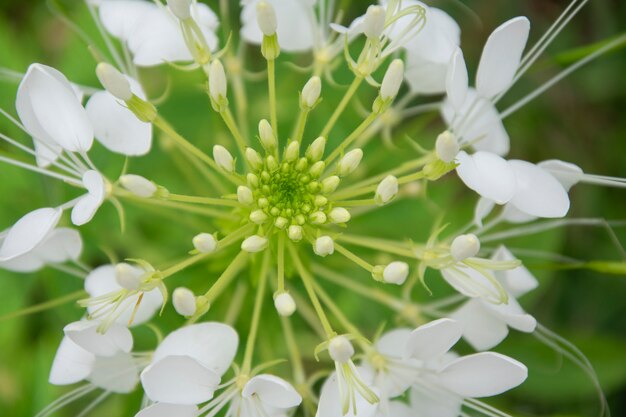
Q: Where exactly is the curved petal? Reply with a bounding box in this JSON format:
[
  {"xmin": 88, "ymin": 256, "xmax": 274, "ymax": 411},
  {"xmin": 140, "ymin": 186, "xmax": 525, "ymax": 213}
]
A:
[
  {"xmin": 98, "ymin": 0, "xmax": 156, "ymax": 41},
  {"xmin": 508, "ymin": 160, "xmax": 570, "ymax": 218},
  {"xmin": 491, "ymin": 246, "xmax": 538, "ymax": 297},
  {"xmin": 404, "ymin": 55, "xmax": 449, "ymax": 95},
  {"xmin": 242, "ymin": 374, "xmax": 302, "ymax": 409},
  {"xmin": 141, "ymin": 355, "xmax": 219, "ymax": 404},
  {"xmin": 49, "ymin": 336, "xmax": 95, "ymax": 385},
  {"xmin": 0, "ymin": 251, "xmax": 45, "ymax": 272},
  {"xmin": 0, "ymin": 207, "xmax": 61, "ymax": 261},
  {"xmin": 456, "ymin": 151, "xmax": 516, "ymax": 204},
  {"xmin": 476, "ymin": 17, "xmax": 530, "ymax": 98},
  {"xmin": 36, "ymin": 227, "xmax": 83, "ymax": 263},
  {"xmin": 538, "ymin": 159, "xmax": 583, "ymax": 191},
  {"xmin": 436, "ymin": 352, "xmax": 527, "ymax": 398},
  {"xmin": 501, "ymin": 203, "xmax": 538, "ymax": 224},
  {"xmin": 400, "ymin": 4, "xmax": 460, "ymax": 64},
  {"xmin": 84, "ymin": 264, "xmax": 119, "ymax": 295},
  {"xmin": 135, "ymin": 403, "xmax": 198, "ymax": 417},
  {"xmin": 441, "ymin": 264, "xmax": 503, "ymax": 303},
  {"xmin": 64, "ymin": 320, "xmax": 133, "ymax": 357},
  {"xmin": 89, "ymin": 351, "xmax": 139, "ymax": 393},
  {"xmin": 408, "ymin": 386, "xmax": 462, "ymax": 417},
  {"xmin": 483, "ymin": 297, "xmax": 537, "ymax": 333},
  {"xmin": 16, "ymin": 63, "xmax": 93, "ymax": 153},
  {"xmin": 240, "ymin": 0, "xmax": 315, "ymax": 52},
  {"xmin": 405, "ymin": 319, "xmax": 462, "ymax": 361},
  {"xmin": 152, "ymin": 322, "xmax": 238, "ymax": 377},
  {"xmin": 474, "ymin": 197, "xmax": 495, "ymax": 228},
  {"xmin": 71, "ymin": 195, "xmax": 102, "ymax": 226},
  {"xmin": 315, "ymin": 369, "xmax": 379, "ymax": 417},
  {"xmin": 450, "ymin": 299, "xmax": 509, "ymax": 351},
  {"xmin": 375, "ymin": 328, "xmax": 412, "ymax": 359},
  {"xmin": 446, "ymin": 48, "xmax": 468, "ymax": 111}
]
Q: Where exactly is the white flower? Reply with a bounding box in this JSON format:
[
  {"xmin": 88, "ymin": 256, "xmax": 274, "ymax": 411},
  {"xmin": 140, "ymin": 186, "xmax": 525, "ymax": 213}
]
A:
[
  {"xmin": 451, "ymin": 246, "xmax": 538, "ymax": 350},
  {"xmin": 316, "ymin": 366, "xmax": 379, "ymax": 417},
  {"xmin": 120, "ymin": 175, "xmax": 157, "ymax": 198},
  {"xmin": 301, "ymin": 76, "xmax": 322, "ymax": 108},
  {"xmin": 135, "ymin": 403, "xmax": 198, "ymax": 417},
  {"xmin": 173, "ymin": 287, "xmax": 197, "ymax": 317},
  {"xmin": 115, "ymin": 262, "xmax": 143, "ymax": 290},
  {"xmin": 256, "ymin": 1, "xmax": 277, "ymax": 36},
  {"xmin": 337, "ymin": 149, "xmax": 363, "ymax": 176},
  {"xmin": 95, "ymin": 62, "xmax": 133, "ymax": 101},
  {"xmin": 241, "ymin": 235, "xmax": 269, "ymax": 252},
  {"xmin": 314, "ymin": 236, "xmax": 334, "ymax": 257},
  {"xmin": 140, "ymin": 323, "xmax": 238, "ymax": 405},
  {"xmin": 64, "ymin": 320, "xmax": 133, "ymax": 357},
  {"xmin": 167, "ymin": 0, "xmax": 192, "ymax": 20},
  {"xmin": 213, "ymin": 145, "xmax": 235, "ymax": 172},
  {"xmin": 274, "ymin": 292, "xmax": 296, "ymax": 316},
  {"xmin": 375, "ymin": 176, "xmax": 398, "ymax": 205},
  {"xmin": 193, "ymin": 233, "xmax": 218, "ymax": 253},
  {"xmin": 382, "ymin": 261, "xmax": 409, "ymax": 285},
  {"xmin": 238, "ymin": 374, "xmax": 302, "ymax": 416},
  {"xmin": 435, "ymin": 131, "xmax": 459, "ymax": 163},
  {"xmin": 71, "ymin": 170, "xmax": 107, "ymax": 226},
  {"xmin": 449, "ymin": 234, "xmax": 480, "ymax": 262},
  {"xmin": 362, "ymin": 5, "xmax": 386, "ymax": 39},
  {"xmin": 96, "ymin": 0, "xmax": 219, "ymax": 66}
]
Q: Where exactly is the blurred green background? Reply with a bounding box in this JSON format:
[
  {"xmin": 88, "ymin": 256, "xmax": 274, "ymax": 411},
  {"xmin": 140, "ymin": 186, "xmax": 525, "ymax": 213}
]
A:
[{"xmin": 0, "ymin": 0, "xmax": 625, "ymax": 416}]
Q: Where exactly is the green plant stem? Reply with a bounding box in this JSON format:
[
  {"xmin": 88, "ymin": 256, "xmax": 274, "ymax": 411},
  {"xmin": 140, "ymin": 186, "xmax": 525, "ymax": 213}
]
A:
[
  {"xmin": 0, "ymin": 290, "xmax": 86, "ymax": 322},
  {"xmin": 204, "ymin": 251, "xmax": 249, "ymax": 303},
  {"xmin": 268, "ymin": 58, "xmax": 278, "ymax": 137},
  {"xmin": 277, "ymin": 232, "xmax": 286, "ymax": 292},
  {"xmin": 242, "ymin": 250, "xmax": 270, "ymax": 375},
  {"xmin": 320, "ymin": 76, "xmax": 363, "ymax": 138},
  {"xmin": 325, "ymin": 112, "xmax": 379, "ymax": 165},
  {"xmin": 333, "ymin": 243, "xmax": 374, "ymax": 272},
  {"xmin": 167, "ymin": 193, "xmax": 241, "ymax": 208}
]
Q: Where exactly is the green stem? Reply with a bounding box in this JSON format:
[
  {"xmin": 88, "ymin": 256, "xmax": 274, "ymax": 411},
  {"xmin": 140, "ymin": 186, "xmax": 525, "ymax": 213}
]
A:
[
  {"xmin": 336, "ymin": 199, "xmax": 376, "ymax": 207},
  {"xmin": 225, "ymin": 281, "xmax": 248, "ymax": 326},
  {"xmin": 336, "ymin": 234, "xmax": 416, "ymax": 258},
  {"xmin": 293, "ymin": 108, "xmax": 310, "ymax": 144},
  {"xmin": 268, "ymin": 58, "xmax": 278, "ymax": 137},
  {"xmin": 0, "ymin": 290, "xmax": 86, "ymax": 322},
  {"xmin": 325, "ymin": 111, "xmax": 379, "ymax": 165},
  {"xmin": 204, "ymin": 250, "xmax": 249, "ymax": 303},
  {"xmin": 242, "ymin": 250, "xmax": 270, "ymax": 374},
  {"xmin": 220, "ymin": 108, "xmax": 248, "ymax": 158},
  {"xmin": 167, "ymin": 193, "xmax": 241, "ymax": 208},
  {"xmin": 280, "ymin": 315, "xmax": 307, "ymax": 384},
  {"xmin": 320, "ymin": 76, "xmax": 363, "ymax": 138},
  {"xmin": 333, "ymin": 243, "xmax": 375, "ymax": 272},
  {"xmin": 277, "ymin": 232, "xmax": 286, "ymax": 292}
]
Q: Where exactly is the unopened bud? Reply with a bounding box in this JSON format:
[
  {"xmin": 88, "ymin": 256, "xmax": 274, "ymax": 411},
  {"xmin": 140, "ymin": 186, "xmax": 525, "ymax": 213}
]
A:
[
  {"xmin": 256, "ymin": 1, "xmax": 277, "ymax": 36},
  {"xmin": 241, "ymin": 235, "xmax": 269, "ymax": 253},
  {"xmin": 96, "ymin": 63, "xmax": 132, "ymax": 101},
  {"xmin": 380, "ymin": 59, "xmax": 404, "ymax": 101},
  {"xmin": 193, "ymin": 233, "xmax": 217, "ymax": 253},
  {"xmin": 274, "ymin": 292, "xmax": 296, "ymax": 316},
  {"xmin": 450, "ymin": 234, "xmax": 480, "ymax": 261},
  {"xmin": 209, "ymin": 59, "xmax": 227, "ymax": 104},
  {"xmin": 309, "ymin": 161, "xmax": 325, "ymax": 177},
  {"xmin": 250, "ymin": 210, "xmax": 268, "ymax": 224},
  {"xmin": 274, "ymin": 217, "xmax": 289, "ymax": 229},
  {"xmin": 314, "ymin": 236, "xmax": 334, "ymax": 257},
  {"xmin": 213, "ymin": 145, "xmax": 235, "ymax": 172},
  {"xmin": 258, "ymin": 119, "xmax": 276, "ymax": 150},
  {"xmin": 435, "ymin": 131, "xmax": 460, "ymax": 163},
  {"xmin": 285, "ymin": 141, "xmax": 300, "ymax": 162},
  {"xmin": 120, "ymin": 174, "xmax": 157, "ymax": 198},
  {"xmin": 329, "ymin": 335, "xmax": 354, "ymax": 363},
  {"xmin": 245, "ymin": 148, "xmax": 263, "ymax": 170},
  {"xmin": 288, "ymin": 225, "xmax": 303, "ymax": 242},
  {"xmin": 383, "ymin": 261, "xmax": 409, "ymax": 285},
  {"xmin": 115, "ymin": 263, "xmax": 142, "ymax": 290},
  {"xmin": 375, "ymin": 175, "xmax": 398, "ymax": 205},
  {"xmin": 321, "ymin": 176, "xmax": 340, "ymax": 194},
  {"xmin": 363, "ymin": 5, "xmax": 386, "ymax": 39},
  {"xmin": 301, "ymin": 76, "xmax": 321, "ymax": 108},
  {"xmin": 167, "ymin": 0, "xmax": 191, "ymax": 20},
  {"xmin": 237, "ymin": 186, "xmax": 254, "ymax": 205},
  {"xmin": 337, "ymin": 149, "xmax": 363, "ymax": 176},
  {"xmin": 173, "ymin": 287, "xmax": 196, "ymax": 316},
  {"xmin": 306, "ymin": 137, "xmax": 326, "ymax": 161},
  {"xmin": 309, "ymin": 211, "xmax": 327, "ymax": 224},
  {"xmin": 329, "ymin": 207, "xmax": 351, "ymax": 224}
]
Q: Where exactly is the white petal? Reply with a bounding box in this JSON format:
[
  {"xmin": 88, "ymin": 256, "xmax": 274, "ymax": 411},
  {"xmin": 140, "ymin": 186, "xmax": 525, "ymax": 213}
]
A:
[
  {"xmin": 483, "ymin": 296, "xmax": 537, "ymax": 333},
  {"xmin": 85, "ymin": 264, "xmax": 119, "ymax": 295},
  {"xmin": 476, "ymin": 17, "xmax": 530, "ymax": 98},
  {"xmin": 404, "ymin": 54, "xmax": 449, "ymax": 95},
  {"xmin": 375, "ymin": 328, "xmax": 412, "ymax": 358},
  {"xmin": 89, "ymin": 351, "xmax": 139, "ymax": 393},
  {"xmin": 474, "ymin": 197, "xmax": 495, "ymax": 228},
  {"xmin": 135, "ymin": 403, "xmax": 198, "ymax": 417},
  {"xmin": 538, "ymin": 159, "xmax": 583, "ymax": 191},
  {"xmin": 379, "ymin": 401, "xmax": 413, "ymax": 417},
  {"xmin": 491, "ymin": 246, "xmax": 538, "ymax": 297},
  {"xmin": 86, "ymin": 84, "xmax": 152, "ymax": 156},
  {"xmin": 64, "ymin": 320, "xmax": 133, "ymax": 357},
  {"xmin": 243, "ymin": 374, "xmax": 302, "ymax": 409},
  {"xmin": 36, "ymin": 228, "xmax": 82, "ymax": 263},
  {"xmin": 240, "ymin": 0, "xmax": 315, "ymax": 52},
  {"xmin": 71, "ymin": 170, "xmax": 107, "ymax": 226},
  {"xmin": 0, "ymin": 251, "xmax": 44, "ymax": 272},
  {"xmin": 451, "ymin": 299, "xmax": 509, "ymax": 351},
  {"xmin": 501, "ymin": 203, "xmax": 538, "ymax": 224},
  {"xmin": 446, "ymin": 48, "xmax": 468, "ymax": 110},
  {"xmin": 16, "ymin": 64, "xmax": 93, "ymax": 153},
  {"xmin": 98, "ymin": 0, "xmax": 156, "ymax": 41},
  {"xmin": 436, "ymin": 352, "xmax": 527, "ymax": 397},
  {"xmin": 141, "ymin": 355, "xmax": 219, "ymax": 404},
  {"xmin": 400, "ymin": 5, "xmax": 460, "ymax": 64},
  {"xmin": 0, "ymin": 207, "xmax": 61, "ymax": 261},
  {"xmin": 49, "ymin": 336, "xmax": 95, "ymax": 385},
  {"xmin": 405, "ymin": 319, "xmax": 462, "ymax": 361},
  {"xmin": 508, "ymin": 160, "xmax": 570, "ymax": 218},
  {"xmin": 315, "ymin": 370, "xmax": 379, "ymax": 417},
  {"xmin": 152, "ymin": 322, "xmax": 238, "ymax": 377},
  {"xmin": 441, "ymin": 264, "xmax": 503, "ymax": 303},
  {"xmin": 408, "ymin": 386, "xmax": 462, "ymax": 417},
  {"xmin": 456, "ymin": 151, "xmax": 516, "ymax": 204}
]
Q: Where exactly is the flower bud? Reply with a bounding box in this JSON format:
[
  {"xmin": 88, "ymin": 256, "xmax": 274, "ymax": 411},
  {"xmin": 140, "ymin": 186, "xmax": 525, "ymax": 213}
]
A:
[
  {"xmin": 275, "ymin": 216, "xmax": 289, "ymax": 229},
  {"xmin": 241, "ymin": 235, "xmax": 269, "ymax": 253},
  {"xmin": 383, "ymin": 261, "xmax": 409, "ymax": 285},
  {"xmin": 247, "ymin": 173, "xmax": 259, "ymax": 188},
  {"xmin": 309, "ymin": 161, "xmax": 325, "ymax": 178},
  {"xmin": 435, "ymin": 131, "xmax": 460, "ymax": 163},
  {"xmin": 213, "ymin": 145, "xmax": 235, "ymax": 172},
  {"xmin": 266, "ymin": 155, "xmax": 278, "ymax": 171},
  {"xmin": 285, "ymin": 141, "xmax": 300, "ymax": 162},
  {"xmin": 209, "ymin": 59, "xmax": 227, "ymax": 104},
  {"xmin": 274, "ymin": 292, "xmax": 296, "ymax": 317},
  {"xmin": 314, "ymin": 195, "xmax": 328, "ymax": 207},
  {"xmin": 309, "ymin": 211, "xmax": 327, "ymax": 224},
  {"xmin": 306, "ymin": 136, "xmax": 326, "ymax": 161},
  {"xmin": 380, "ymin": 59, "xmax": 404, "ymax": 101},
  {"xmin": 314, "ymin": 236, "xmax": 334, "ymax": 257},
  {"xmin": 337, "ymin": 149, "xmax": 363, "ymax": 176},
  {"xmin": 450, "ymin": 234, "xmax": 480, "ymax": 261},
  {"xmin": 245, "ymin": 148, "xmax": 263, "ymax": 170},
  {"xmin": 173, "ymin": 287, "xmax": 196, "ymax": 317},
  {"xmin": 193, "ymin": 233, "xmax": 217, "ymax": 253},
  {"xmin": 258, "ymin": 119, "xmax": 276, "ymax": 150},
  {"xmin": 363, "ymin": 5, "xmax": 386, "ymax": 39},
  {"xmin": 96, "ymin": 63, "xmax": 132, "ymax": 101},
  {"xmin": 119, "ymin": 174, "xmax": 157, "ymax": 198},
  {"xmin": 237, "ymin": 186, "xmax": 254, "ymax": 205},
  {"xmin": 256, "ymin": 1, "xmax": 277, "ymax": 36},
  {"xmin": 328, "ymin": 335, "xmax": 354, "ymax": 363},
  {"xmin": 321, "ymin": 176, "xmax": 340, "ymax": 194},
  {"xmin": 375, "ymin": 175, "xmax": 398, "ymax": 205},
  {"xmin": 288, "ymin": 225, "xmax": 303, "ymax": 242},
  {"xmin": 301, "ymin": 76, "xmax": 321, "ymax": 108},
  {"xmin": 167, "ymin": 0, "xmax": 191, "ymax": 20},
  {"xmin": 329, "ymin": 207, "xmax": 351, "ymax": 224},
  {"xmin": 249, "ymin": 210, "xmax": 268, "ymax": 224},
  {"xmin": 115, "ymin": 263, "xmax": 142, "ymax": 290}
]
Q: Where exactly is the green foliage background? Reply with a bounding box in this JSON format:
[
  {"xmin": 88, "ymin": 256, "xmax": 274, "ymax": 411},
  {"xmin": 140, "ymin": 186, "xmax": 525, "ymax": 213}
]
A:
[{"xmin": 0, "ymin": 0, "xmax": 625, "ymax": 416}]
